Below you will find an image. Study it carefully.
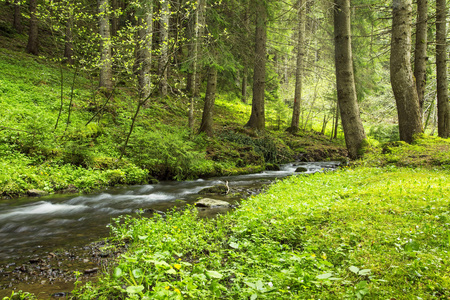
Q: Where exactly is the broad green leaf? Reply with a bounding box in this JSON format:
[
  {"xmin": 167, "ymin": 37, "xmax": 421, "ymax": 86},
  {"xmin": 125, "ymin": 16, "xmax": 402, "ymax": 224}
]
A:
[
  {"xmin": 358, "ymin": 269, "xmax": 371, "ymax": 276},
  {"xmin": 165, "ymin": 268, "xmax": 177, "ymax": 274},
  {"xmin": 317, "ymin": 272, "xmax": 333, "ymax": 279},
  {"xmin": 126, "ymin": 285, "xmax": 144, "ymax": 294},
  {"xmin": 132, "ymin": 268, "xmax": 143, "ymax": 278},
  {"xmin": 229, "ymin": 242, "xmax": 239, "ymax": 249},
  {"xmin": 113, "ymin": 267, "xmax": 123, "ymax": 278},
  {"xmin": 349, "ymin": 266, "xmax": 360, "ymax": 274},
  {"xmin": 206, "ymin": 270, "xmax": 223, "ymax": 279}
]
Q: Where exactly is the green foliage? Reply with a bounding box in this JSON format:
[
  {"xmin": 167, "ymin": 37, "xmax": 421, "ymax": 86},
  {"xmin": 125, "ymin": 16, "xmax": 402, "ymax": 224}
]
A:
[
  {"xmin": 127, "ymin": 126, "xmax": 209, "ymax": 180},
  {"xmin": 74, "ymin": 166, "xmax": 450, "ymax": 299},
  {"xmin": 369, "ymin": 124, "xmax": 400, "ymax": 143},
  {"xmin": 219, "ymin": 131, "xmax": 278, "ymax": 163},
  {"xmin": 360, "ymin": 135, "xmax": 450, "ymax": 168}
]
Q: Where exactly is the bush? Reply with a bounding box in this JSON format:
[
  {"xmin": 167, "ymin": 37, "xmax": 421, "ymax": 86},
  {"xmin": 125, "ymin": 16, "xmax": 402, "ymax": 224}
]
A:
[
  {"xmin": 219, "ymin": 131, "xmax": 279, "ymax": 163},
  {"xmin": 369, "ymin": 124, "xmax": 399, "ymax": 143},
  {"xmin": 127, "ymin": 126, "xmax": 206, "ymax": 180}
]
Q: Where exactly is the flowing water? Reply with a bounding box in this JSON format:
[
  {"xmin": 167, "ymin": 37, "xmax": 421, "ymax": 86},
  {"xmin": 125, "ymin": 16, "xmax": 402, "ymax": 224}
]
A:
[{"xmin": 0, "ymin": 162, "xmax": 339, "ymax": 265}]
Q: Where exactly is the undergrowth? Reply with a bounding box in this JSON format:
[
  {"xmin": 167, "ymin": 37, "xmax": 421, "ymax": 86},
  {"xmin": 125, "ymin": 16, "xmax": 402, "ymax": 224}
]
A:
[{"xmin": 72, "ymin": 166, "xmax": 450, "ymax": 299}]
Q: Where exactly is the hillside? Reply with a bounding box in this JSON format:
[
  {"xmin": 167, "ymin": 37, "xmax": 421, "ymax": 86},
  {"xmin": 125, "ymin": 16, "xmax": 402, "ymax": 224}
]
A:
[{"xmin": 0, "ymin": 39, "xmax": 346, "ymax": 198}]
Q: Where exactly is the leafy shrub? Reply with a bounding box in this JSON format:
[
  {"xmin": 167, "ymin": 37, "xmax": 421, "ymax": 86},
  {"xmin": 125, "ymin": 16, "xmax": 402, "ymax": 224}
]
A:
[
  {"xmin": 219, "ymin": 131, "xmax": 279, "ymax": 163},
  {"xmin": 369, "ymin": 124, "xmax": 399, "ymax": 143},
  {"xmin": 127, "ymin": 126, "xmax": 206, "ymax": 180}
]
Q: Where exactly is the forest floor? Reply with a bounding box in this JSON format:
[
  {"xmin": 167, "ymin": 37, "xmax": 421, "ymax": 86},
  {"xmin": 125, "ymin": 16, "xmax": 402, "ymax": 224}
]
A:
[{"xmin": 57, "ymin": 137, "xmax": 449, "ymax": 299}]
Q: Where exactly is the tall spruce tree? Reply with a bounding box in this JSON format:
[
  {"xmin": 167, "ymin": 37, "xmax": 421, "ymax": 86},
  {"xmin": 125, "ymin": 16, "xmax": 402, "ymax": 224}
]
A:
[
  {"xmin": 334, "ymin": 0, "xmax": 366, "ymax": 158},
  {"xmin": 390, "ymin": 0, "xmax": 423, "ymax": 143}
]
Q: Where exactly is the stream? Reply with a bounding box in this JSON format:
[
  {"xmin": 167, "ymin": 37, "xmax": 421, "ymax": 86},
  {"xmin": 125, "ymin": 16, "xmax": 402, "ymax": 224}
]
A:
[{"xmin": 0, "ymin": 161, "xmax": 339, "ymax": 298}]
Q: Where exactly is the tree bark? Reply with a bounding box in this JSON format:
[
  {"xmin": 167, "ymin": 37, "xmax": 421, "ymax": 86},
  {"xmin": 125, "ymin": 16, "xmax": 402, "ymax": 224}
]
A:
[
  {"xmin": 241, "ymin": 0, "xmax": 251, "ymax": 104},
  {"xmin": 414, "ymin": 0, "xmax": 428, "ymax": 117},
  {"xmin": 241, "ymin": 65, "xmax": 248, "ymax": 103},
  {"xmin": 436, "ymin": 0, "xmax": 450, "ymax": 138},
  {"xmin": 158, "ymin": 0, "xmax": 170, "ymax": 96},
  {"xmin": 289, "ymin": 0, "xmax": 305, "ymax": 132},
  {"xmin": 26, "ymin": 0, "xmax": 39, "ymax": 55},
  {"xmin": 334, "ymin": 0, "xmax": 366, "ymax": 158},
  {"xmin": 13, "ymin": 0, "xmax": 22, "ymax": 34},
  {"xmin": 136, "ymin": 0, "xmax": 153, "ymax": 100},
  {"xmin": 198, "ymin": 66, "xmax": 218, "ymax": 136},
  {"xmin": 390, "ymin": 0, "xmax": 423, "ymax": 143},
  {"xmin": 188, "ymin": 0, "xmax": 201, "ymax": 130},
  {"xmin": 98, "ymin": 0, "xmax": 113, "ymax": 92},
  {"xmin": 111, "ymin": 0, "xmax": 118, "ymax": 37},
  {"xmin": 245, "ymin": 0, "xmax": 267, "ymax": 131}
]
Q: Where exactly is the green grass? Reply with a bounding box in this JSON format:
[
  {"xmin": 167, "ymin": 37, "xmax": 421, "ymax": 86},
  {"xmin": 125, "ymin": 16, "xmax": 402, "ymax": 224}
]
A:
[
  {"xmin": 71, "ymin": 165, "xmax": 450, "ymax": 299},
  {"xmin": 359, "ymin": 135, "xmax": 450, "ymax": 168}
]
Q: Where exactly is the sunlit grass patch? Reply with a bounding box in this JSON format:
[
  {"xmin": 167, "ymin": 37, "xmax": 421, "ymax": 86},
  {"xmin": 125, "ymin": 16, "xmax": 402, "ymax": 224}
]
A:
[{"xmin": 73, "ymin": 167, "xmax": 450, "ymax": 299}]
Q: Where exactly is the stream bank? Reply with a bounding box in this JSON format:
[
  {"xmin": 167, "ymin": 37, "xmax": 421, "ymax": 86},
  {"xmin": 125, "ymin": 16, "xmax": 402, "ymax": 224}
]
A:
[{"xmin": 0, "ymin": 162, "xmax": 339, "ymax": 298}]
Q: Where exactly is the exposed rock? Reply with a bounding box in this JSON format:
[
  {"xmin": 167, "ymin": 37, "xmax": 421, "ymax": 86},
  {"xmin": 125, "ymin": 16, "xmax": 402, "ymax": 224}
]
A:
[
  {"xmin": 198, "ymin": 184, "xmax": 228, "ymax": 195},
  {"xmin": 195, "ymin": 198, "xmax": 232, "ymax": 208},
  {"xmin": 295, "ymin": 167, "xmax": 308, "ymax": 173},
  {"xmin": 265, "ymin": 163, "xmax": 281, "ymax": 171},
  {"xmin": 27, "ymin": 189, "xmax": 48, "ymax": 197},
  {"xmin": 84, "ymin": 268, "xmax": 98, "ymax": 274},
  {"xmin": 142, "ymin": 208, "xmax": 166, "ymax": 217}
]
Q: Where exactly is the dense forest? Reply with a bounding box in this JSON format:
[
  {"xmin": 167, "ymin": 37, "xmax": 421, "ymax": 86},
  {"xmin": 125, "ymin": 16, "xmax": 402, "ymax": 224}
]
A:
[{"xmin": 0, "ymin": 0, "xmax": 450, "ymax": 298}]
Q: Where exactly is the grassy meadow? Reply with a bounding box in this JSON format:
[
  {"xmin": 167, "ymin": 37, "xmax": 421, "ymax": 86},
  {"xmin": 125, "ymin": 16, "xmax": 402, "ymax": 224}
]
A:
[{"xmin": 67, "ymin": 161, "xmax": 450, "ymax": 299}]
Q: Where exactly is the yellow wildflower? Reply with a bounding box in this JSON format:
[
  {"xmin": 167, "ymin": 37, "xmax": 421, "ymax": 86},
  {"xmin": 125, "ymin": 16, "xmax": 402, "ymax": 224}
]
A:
[
  {"xmin": 174, "ymin": 264, "xmax": 181, "ymax": 270},
  {"xmin": 174, "ymin": 288, "xmax": 181, "ymax": 294},
  {"xmin": 165, "ymin": 286, "xmax": 170, "ymax": 290}
]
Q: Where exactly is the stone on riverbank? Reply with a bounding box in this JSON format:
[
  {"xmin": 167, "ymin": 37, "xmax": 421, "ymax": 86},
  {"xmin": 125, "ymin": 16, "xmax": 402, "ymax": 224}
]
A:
[
  {"xmin": 195, "ymin": 198, "xmax": 232, "ymax": 208},
  {"xmin": 295, "ymin": 167, "xmax": 308, "ymax": 173},
  {"xmin": 27, "ymin": 189, "xmax": 48, "ymax": 197},
  {"xmin": 265, "ymin": 163, "xmax": 281, "ymax": 171},
  {"xmin": 198, "ymin": 184, "xmax": 228, "ymax": 195}
]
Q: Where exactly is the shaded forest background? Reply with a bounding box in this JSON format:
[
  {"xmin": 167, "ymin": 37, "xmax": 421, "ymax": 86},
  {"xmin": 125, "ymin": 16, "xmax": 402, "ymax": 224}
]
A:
[{"xmin": 0, "ymin": 0, "xmax": 449, "ymax": 195}]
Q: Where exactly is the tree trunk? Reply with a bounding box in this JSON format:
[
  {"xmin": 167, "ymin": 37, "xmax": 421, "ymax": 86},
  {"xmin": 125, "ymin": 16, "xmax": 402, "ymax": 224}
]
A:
[
  {"xmin": 436, "ymin": 0, "xmax": 450, "ymax": 138},
  {"xmin": 414, "ymin": 0, "xmax": 428, "ymax": 117},
  {"xmin": 111, "ymin": 0, "xmax": 118, "ymax": 37},
  {"xmin": 334, "ymin": 0, "xmax": 366, "ymax": 158},
  {"xmin": 241, "ymin": 0, "xmax": 251, "ymax": 104},
  {"xmin": 199, "ymin": 66, "xmax": 218, "ymax": 136},
  {"xmin": 188, "ymin": 0, "xmax": 201, "ymax": 130},
  {"xmin": 64, "ymin": 11, "xmax": 74, "ymax": 65},
  {"xmin": 136, "ymin": 0, "xmax": 153, "ymax": 100},
  {"xmin": 13, "ymin": 0, "xmax": 22, "ymax": 34},
  {"xmin": 390, "ymin": 0, "xmax": 423, "ymax": 143},
  {"xmin": 289, "ymin": 0, "xmax": 305, "ymax": 132},
  {"xmin": 333, "ymin": 100, "xmax": 340, "ymax": 139},
  {"xmin": 26, "ymin": 0, "xmax": 39, "ymax": 55},
  {"xmin": 98, "ymin": 0, "xmax": 113, "ymax": 92},
  {"xmin": 158, "ymin": 0, "xmax": 170, "ymax": 96},
  {"xmin": 241, "ymin": 65, "xmax": 248, "ymax": 103},
  {"xmin": 245, "ymin": 0, "xmax": 267, "ymax": 131}
]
